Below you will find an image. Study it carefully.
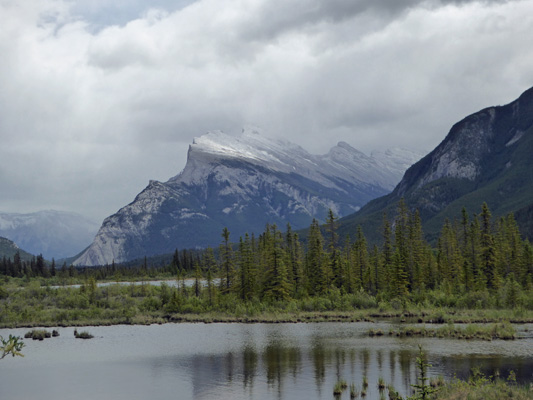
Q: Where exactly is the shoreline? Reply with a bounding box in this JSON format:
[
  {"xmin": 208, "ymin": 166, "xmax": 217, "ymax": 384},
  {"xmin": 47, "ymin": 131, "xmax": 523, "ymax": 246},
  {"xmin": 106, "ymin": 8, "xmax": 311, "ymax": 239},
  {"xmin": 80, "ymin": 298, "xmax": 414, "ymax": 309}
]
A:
[{"xmin": 2, "ymin": 309, "xmax": 532, "ymax": 330}]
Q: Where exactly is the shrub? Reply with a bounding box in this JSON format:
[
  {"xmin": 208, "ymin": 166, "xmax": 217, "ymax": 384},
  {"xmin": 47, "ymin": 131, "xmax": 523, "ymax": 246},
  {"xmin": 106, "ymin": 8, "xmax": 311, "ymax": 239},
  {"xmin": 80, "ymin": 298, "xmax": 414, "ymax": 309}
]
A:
[
  {"xmin": 24, "ymin": 329, "xmax": 51, "ymax": 340},
  {"xmin": 74, "ymin": 329, "xmax": 93, "ymax": 339}
]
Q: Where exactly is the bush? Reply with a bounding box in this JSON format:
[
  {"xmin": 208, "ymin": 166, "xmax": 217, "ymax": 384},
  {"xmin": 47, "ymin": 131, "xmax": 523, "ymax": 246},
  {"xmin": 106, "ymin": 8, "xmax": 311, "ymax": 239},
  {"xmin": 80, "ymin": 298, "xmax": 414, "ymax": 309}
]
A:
[
  {"xmin": 456, "ymin": 290, "xmax": 494, "ymax": 309},
  {"xmin": 24, "ymin": 329, "xmax": 51, "ymax": 340},
  {"xmin": 74, "ymin": 329, "xmax": 93, "ymax": 339}
]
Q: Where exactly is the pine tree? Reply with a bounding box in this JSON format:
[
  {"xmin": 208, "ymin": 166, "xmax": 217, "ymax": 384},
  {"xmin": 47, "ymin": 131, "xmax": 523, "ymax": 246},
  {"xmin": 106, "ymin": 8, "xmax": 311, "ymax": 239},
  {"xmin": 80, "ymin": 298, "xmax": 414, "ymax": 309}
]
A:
[
  {"xmin": 391, "ymin": 199, "xmax": 410, "ymax": 298},
  {"xmin": 286, "ymin": 225, "xmax": 304, "ymax": 297},
  {"xmin": 237, "ymin": 234, "xmax": 256, "ymax": 301},
  {"xmin": 480, "ymin": 203, "xmax": 499, "ymax": 289},
  {"xmin": 50, "ymin": 259, "xmax": 56, "ymax": 277},
  {"xmin": 306, "ymin": 219, "xmax": 328, "ymax": 295},
  {"xmin": 325, "ymin": 209, "xmax": 343, "ymax": 289},
  {"xmin": 353, "ymin": 226, "xmax": 370, "ymax": 292},
  {"xmin": 262, "ymin": 225, "xmax": 291, "ymax": 301},
  {"xmin": 381, "ymin": 213, "xmax": 394, "ymax": 294},
  {"xmin": 370, "ymin": 244, "xmax": 382, "ymax": 295},
  {"xmin": 193, "ymin": 262, "xmax": 202, "ymax": 297},
  {"xmin": 220, "ymin": 227, "xmax": 234, "ymax": 293},
  {"xmin": 408, "ymin": 209, "xmax": 427, "ymax": 292}
]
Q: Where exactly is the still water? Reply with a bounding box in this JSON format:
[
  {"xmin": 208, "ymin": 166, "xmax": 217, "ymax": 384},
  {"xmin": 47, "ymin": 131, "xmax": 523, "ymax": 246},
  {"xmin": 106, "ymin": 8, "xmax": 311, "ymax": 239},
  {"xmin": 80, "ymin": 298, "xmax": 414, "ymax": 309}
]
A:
[{"xmin": 1, "ymin": 322, "xmax": 532, "ymax": 400}]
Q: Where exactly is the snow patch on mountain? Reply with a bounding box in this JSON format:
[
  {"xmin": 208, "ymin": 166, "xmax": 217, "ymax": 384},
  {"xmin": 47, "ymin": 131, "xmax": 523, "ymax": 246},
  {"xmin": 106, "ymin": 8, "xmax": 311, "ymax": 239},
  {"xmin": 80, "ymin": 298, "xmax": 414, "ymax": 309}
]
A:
[{"xmin": 75, "ymin": 129, "xmax": 422, "ymax": 266}]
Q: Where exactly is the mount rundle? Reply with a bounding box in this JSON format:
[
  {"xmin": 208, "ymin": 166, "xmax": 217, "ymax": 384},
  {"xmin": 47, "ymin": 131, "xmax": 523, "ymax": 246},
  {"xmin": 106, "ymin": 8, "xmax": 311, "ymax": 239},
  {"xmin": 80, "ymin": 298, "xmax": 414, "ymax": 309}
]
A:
[{"xmin": 75, "ymin": 128, "xmax": 420, "ymax": 266}]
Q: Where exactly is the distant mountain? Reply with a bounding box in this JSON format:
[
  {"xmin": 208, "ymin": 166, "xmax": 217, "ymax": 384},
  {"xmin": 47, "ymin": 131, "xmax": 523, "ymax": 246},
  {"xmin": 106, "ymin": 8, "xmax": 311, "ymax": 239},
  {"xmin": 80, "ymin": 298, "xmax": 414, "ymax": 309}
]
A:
[
  {"xmin": 0, "ymin": 236, "xmax": 34, "ymax": 262},
  {"xmin": 75, "ymin": 128, "xmax": 421, "ymax": 266},
  {"xmin": 338, "ymin": 86, "xmax": 533, "ymax": 243},
  {"xmin": 0, "ymin": 211, "xmax": 99, "ymax": 260}
]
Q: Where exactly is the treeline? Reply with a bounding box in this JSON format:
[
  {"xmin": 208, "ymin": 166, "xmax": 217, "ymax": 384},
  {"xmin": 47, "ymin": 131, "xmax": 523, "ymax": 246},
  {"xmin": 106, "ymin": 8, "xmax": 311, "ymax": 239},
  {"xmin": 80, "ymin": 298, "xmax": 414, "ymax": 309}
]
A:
[
  {"xmin": 0, "ymin": 246, "xmax": 207, "ymax": 280},
  {"xmin": 1, "ymin": 201, "xmax": 532, "ymax": 308},
  {"xmin": 187, "ymin": 200, "xmax": 533, "ymax": 306},
  {"xmin": 0, "ymin": 253, "xmax": 55, "ymax": 279}
]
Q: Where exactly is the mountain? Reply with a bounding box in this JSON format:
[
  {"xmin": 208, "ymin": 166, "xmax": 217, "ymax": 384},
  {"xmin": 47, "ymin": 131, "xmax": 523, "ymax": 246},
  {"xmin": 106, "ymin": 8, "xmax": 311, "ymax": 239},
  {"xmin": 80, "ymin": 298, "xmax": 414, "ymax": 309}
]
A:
[
  {"xmin": 0, "ymin": 236, "xmax": 35, "ymax": 262},
  {"xmin": 74, "ymin": 128, "xmax": 421, "ymax": 266},
  {"xmin": 0, "ymin": 210, "xmax": 100, "ymax": 260},
  {"xmin": 338, "ymin": 86, "xmax": 533, "ymax": 243}
]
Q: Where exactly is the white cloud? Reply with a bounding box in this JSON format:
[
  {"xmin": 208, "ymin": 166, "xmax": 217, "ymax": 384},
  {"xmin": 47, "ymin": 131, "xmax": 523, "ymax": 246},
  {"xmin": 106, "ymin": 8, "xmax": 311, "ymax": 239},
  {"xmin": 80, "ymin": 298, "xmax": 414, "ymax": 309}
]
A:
[{"xmin": 0, "ymin": 0, "xmax": 532, "ymax": 222}]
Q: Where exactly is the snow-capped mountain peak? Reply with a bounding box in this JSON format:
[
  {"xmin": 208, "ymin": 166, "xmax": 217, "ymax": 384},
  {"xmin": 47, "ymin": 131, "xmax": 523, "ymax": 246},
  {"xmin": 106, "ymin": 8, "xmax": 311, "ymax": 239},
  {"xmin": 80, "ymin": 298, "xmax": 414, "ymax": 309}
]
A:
[{"xmin": 75, "ymin": 129, "xmax": 422, "ymax": 266}]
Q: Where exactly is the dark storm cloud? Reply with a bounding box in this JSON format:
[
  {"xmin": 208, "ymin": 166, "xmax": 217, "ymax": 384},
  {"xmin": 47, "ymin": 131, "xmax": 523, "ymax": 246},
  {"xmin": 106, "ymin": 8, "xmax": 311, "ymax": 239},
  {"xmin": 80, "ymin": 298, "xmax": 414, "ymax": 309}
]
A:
[{"xmin": 236, "ymin": 0, "xmax": 515, "ymax": 42}]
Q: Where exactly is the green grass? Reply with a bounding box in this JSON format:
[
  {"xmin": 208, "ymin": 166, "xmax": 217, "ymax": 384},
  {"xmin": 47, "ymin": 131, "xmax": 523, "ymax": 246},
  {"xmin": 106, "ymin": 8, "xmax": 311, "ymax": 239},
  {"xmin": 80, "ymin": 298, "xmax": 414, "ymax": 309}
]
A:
[
  {"xmin": 377, "ymin": 322, "xmax": 516, "ymax": 341},
  {"xmin": 333, "ymin": 379, "xmax": 348, "ymax": 396},
  {"xmin": 24, "ymin": 329, "xmax": 51, "ymax": 340},
  {"xmin": 74, "ymin": 330, "xmax": 94, "ymax": 339},
  {"xmin": 1, "ymin": 276, "xmax": 533, "ymax": 329},
  {"xmin": 434, "ymin": 379, "xmax": 533, "ymax": 399}
]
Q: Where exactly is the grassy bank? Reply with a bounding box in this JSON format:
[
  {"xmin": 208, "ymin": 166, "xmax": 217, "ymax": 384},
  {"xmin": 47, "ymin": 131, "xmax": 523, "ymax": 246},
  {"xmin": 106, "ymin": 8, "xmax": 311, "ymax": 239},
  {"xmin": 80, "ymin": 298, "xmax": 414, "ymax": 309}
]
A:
[
  {"xmin": 434, "ymin": 378, "xmax": 533, "ymax": 399},
  {"xmin": 1, "ymin": 277, "xmax": 533, "ymax": 329},
  {"xmin": 369, "ymin": 321, "xmax": 517, "ymax": 340}
]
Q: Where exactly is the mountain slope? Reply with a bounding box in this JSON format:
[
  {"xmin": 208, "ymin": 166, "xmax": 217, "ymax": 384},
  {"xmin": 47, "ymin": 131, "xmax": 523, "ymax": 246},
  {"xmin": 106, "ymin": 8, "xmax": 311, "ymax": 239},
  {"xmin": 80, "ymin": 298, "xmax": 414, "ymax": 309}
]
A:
[
  {"xmin": 338, "ymin": 86, "xmax": 533, "ymax": 243},
  {"xmin": 0, "ymin": 236, "xmax": 35, "ymax": 262},
  {"xmin": 75, "ymin": 128, "xmax": 421, "ymax": 266},
  {"xmin": 0, "ymin": 211, "xmax": 99, "ymax": 260}
]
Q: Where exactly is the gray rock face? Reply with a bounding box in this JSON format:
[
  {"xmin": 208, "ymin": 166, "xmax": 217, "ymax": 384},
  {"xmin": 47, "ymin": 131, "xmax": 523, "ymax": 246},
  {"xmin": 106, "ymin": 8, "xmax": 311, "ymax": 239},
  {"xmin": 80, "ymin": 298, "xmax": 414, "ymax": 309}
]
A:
[
  {"xmin": 0, "ymin": 210, "xmax": 99, "ymax": 260},
  {"xmin": 339, "ymin": 86, "xmax": 533, "ymax": 244},
  {"xmin": 409, "ymin": 108, "xmax": 495, "ymax": 193},
  {"xmin": 75, "ymin": 129, "xmax": 421, "ymax": 266}
]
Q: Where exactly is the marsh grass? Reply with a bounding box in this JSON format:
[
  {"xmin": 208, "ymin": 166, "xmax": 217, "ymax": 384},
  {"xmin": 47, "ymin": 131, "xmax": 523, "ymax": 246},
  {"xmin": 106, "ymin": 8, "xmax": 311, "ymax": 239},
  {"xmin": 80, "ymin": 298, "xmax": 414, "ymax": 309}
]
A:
[
  {"xmin": 74, "ymin": 329, "xmax": 94, "ymax": 339},
  {"xmin": 333, "ymin": 379, "xmax": 348, "ymax": 396},
  {"xmin": 350, "ymin": 383, "xmax": 359, "ymax": 398},
  {"xmin": 24, "ymin": 329, "xmax": 51, "ymax": 340},
  {"xmin": 375, "ymin": 322, "xmax": 516, "ymax": 341},
  {"xmin": 2, "ymin": 277, "xmax": 533, "ymax": 329},
  {"xmin": 435, "ymin": 378, "xmax": 533, "ymax": 400}
]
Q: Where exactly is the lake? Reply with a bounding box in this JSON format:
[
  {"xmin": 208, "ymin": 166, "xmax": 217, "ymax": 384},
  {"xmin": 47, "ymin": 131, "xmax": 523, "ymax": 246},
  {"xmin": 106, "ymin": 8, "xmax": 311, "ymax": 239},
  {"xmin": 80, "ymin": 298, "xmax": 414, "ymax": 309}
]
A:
[{"xmin": 1, "ymin": 322, "xmax": 532, "ymax": 400}]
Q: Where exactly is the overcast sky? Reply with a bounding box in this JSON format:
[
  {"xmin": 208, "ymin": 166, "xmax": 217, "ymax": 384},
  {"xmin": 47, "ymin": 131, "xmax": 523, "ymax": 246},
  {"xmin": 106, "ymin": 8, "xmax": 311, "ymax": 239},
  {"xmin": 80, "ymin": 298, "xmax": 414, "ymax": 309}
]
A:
[{"xmin": 1, "ymin": 0, "xmax": 532, "ymax": 223}]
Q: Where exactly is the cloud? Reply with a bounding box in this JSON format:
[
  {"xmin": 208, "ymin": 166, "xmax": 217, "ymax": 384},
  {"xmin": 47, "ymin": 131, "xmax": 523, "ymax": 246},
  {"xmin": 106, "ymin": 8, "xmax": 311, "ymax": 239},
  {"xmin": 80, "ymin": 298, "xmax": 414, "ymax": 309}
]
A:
[{"xmin": 0, "ymin": 0, "xmax": 532, "ymax": 222}]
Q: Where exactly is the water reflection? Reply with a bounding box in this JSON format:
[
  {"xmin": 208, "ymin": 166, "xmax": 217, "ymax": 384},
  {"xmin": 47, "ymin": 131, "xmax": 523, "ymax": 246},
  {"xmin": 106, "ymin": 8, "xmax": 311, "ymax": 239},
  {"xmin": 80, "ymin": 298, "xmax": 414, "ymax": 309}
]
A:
[
  {"xmin": 2, "ymin": 323, "xmax": 533, "ymax": 400},
  {"xmin": 171, "ymin": 336, "xmax": 533, "ymax": 400},
  {"xmin": 169, "ymin": 340, "xmax": 420, "ymax": 399}
]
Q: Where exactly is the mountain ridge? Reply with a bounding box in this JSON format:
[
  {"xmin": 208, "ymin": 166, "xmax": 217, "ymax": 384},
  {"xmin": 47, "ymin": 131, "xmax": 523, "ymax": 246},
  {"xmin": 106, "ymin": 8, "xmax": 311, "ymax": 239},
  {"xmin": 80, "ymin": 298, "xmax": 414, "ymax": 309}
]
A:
[
  {"xmin": 338, "ymin": 86, "xmax": 533, "ymax": 243},
  {"xmin": 75, "ymin": 129, "xmax": 421, "ymax": 266},
  {"xmin": 0, "ymin": 210, "xmax": 99, "ymax": 260}
]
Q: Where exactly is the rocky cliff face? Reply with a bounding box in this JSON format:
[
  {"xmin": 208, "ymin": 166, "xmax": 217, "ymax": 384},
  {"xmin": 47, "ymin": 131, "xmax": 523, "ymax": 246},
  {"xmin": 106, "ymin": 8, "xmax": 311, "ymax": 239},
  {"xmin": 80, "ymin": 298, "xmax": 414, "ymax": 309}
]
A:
[
  {"xmin": 339, "ymin": 86, "xmax": 533, "ymax": 242},
  {"xmin": 74, "ymin": 128, "xmax": 421, "ymax": 266}
]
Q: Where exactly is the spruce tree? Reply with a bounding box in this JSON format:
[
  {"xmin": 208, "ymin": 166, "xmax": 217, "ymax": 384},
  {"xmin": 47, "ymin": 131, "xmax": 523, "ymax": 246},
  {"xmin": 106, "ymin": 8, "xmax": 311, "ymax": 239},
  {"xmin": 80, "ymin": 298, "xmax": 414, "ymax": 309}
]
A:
[
  {"xmin": 306, "ymin": 219, "xmax": 328, "ymax": 295},
  {"xmin": 262, "ymin": 225, "xmax": 291, "ymax": 301},
  {"xmin": 391, "ymin": 199, "xmax": 410, "ymax": 298},
  {"xmin": 480, "ymin": 203, "xmax": 499, "ymax": 289},
  {"xmin": 325, "ymin": 209, "xmax": 342, "ymax": 289},
  {"xmin": 220, "ymin": 227, "xmax": 234, "ymax": 292},
  {"xmin": 381, "ymin": 213, "xmax": 393, "ymax": 294}
]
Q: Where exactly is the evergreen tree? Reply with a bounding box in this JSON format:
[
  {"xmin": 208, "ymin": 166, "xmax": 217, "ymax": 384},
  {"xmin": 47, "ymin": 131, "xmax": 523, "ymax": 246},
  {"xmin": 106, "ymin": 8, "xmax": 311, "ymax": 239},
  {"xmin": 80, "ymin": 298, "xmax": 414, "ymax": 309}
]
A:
[
  {"xmin": 237, "ymin": 234, "xmax": 256, "ymax": 301},
  {"xmin": 286, "ymin": 225, "xmax": 304, "ymax": 297},
  {"xmin": 353, "ymin": 226, "xmax": 370, "ymax": 292},
  {"xmin": 381, "ymin": 213, "xmax": 393, "ymax": 294},
  {"xmin": 306, "ymin": 219, "xmax": 328, "ymax": 295},
  {"xmin": 50, "ymin": 259, "xmax": 56, "ymax": 277},
  {"xmin": 480, "ymin": 203, "xmax": 499, "ymax": 289},
  {"xmin": 220, "ymin": 227, "xmax": 234, "ymax": 292},
  {"xmin": 193, "ymin": 262, "xmax": 202, "ymax": 297},
  {"xmin": 408, "ymin": 209, "xmax": 427, "ymax": 292},
  {"xmin": 391, "ymin": 199, "xmax": 410, "ymax": 298},
  {"xmin": 325, "ymin": 209, "xmax": 342, "ymax": 289},
  {"xmin": 262, "ymin": 225, "xmax": 291, "ymax": 301}
]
